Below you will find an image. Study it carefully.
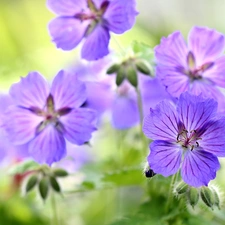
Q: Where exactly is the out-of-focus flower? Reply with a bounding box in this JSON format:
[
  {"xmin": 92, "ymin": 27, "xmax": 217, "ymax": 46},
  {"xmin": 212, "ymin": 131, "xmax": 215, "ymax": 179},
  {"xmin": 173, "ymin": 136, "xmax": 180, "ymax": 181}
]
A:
[
  {"xmin": 143, "ymin": 92, "xmax": 225, "ymax": 187},
  {"xmin": 155, "ymin": 26, "xmax": 225, "ymax": 109},
  {"xmin": 47, "ymin": 0, "xmax": 138, "ymax": 60},
  {"xmin": 4, "ymin": 71, "xmax": 96, "ymax": 165}
]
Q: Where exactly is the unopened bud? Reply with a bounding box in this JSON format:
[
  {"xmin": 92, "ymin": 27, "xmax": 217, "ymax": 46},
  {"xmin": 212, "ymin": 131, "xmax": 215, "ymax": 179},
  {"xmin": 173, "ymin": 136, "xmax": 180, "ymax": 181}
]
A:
[
  {"xmin": 53, "ymin": 169, "xmax": 69, "ymax": 177},
  {"xmin": 39, "ymin": 177, "xmax": 49, "ymax": 201},
  {"xmin": 187, "ymin": 187, "xmax": 199, "ymax": 208},
  {"xmin": 127, "ymin": 65, "xmax": 138, "ymax": 87},
  {"xmin": 26, "ymin": 174, "xmax": 38, "ymax": 193},
  {"xmin": 107, "ymin": 64, "xmax": 120, "ymax": 74},
  {"xmin": 175, "ymin": 181, "xmax": 189, "ymax": 195},
  {"xmin": 116, "ymin": 68, "xmax": 126, "ymax": 86},
  {"xmin": 50, "ymin": 177, "xmax": 61, "ymax": 193},
  {"xmin": 200, "ymin": 186, "xmax": 214, "ymax": 209},
  {"xmin": 135, "ymin": 60, "xmax": 151, "ymax": 75},
  {"xmin": 210, "ymin": 186, "xmax": 221, "ymax": 210}
]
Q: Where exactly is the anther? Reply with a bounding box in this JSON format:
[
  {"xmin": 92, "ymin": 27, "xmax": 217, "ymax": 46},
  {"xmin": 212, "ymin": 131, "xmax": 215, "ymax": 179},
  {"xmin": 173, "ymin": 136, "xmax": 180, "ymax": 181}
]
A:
[{"xmin": 196, "ymin": 142, "xmax": 199, "ymax": 147}]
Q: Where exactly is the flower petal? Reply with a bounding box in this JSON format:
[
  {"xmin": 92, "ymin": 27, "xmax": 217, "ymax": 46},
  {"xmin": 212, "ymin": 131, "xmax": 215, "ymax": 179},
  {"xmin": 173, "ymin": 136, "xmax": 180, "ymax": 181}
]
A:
[
  {"xmin": 48, "ymin": 17, "xmax": 89, "ymax": 51},
  {"xmin": 181, "ymin": 148, "xmax": 220, "ymax": 187},
  {"xmin": 60, "ymin": 108, "xmax": 96, "ymax": 145},
  {"xmin": 4, "ymin": 106, "xmax": 43, "ymax": 145},
  {"xmin": 9, "ymin": 72, "xmax": 49, "ymax": 109},
  {"xmin": 81, "ymin": 25, "xmax": 110, "ymax": 61},
  {"xmin": 198, "ymin": 119, "xmax": 225, "ymax": 157},
  {"xmin": 148, "ymin": 140, "xmax": 182, "ymax": 177},
  {"xmin": 103, "ymin": 0, "xmax": 138, "ymax": 34},
  {"xmin": 111, "ymin": 95, "xmax": 139, "ymax": 129},
  {"xmin": 177, "ymin": 92, "xmax": 218, "ymax": 131},
  {"xmin": 28, "ymin": 125, "xmax": 66, "ymax": 165},
  {"xmin": 143, "ymin": 101, "xmax": 179, "ymax": 141},
  {"xmin": 51, "ymin": 70, "xmax": 86, "ymax": 110},
  {"xmin": 47, "ymin": 0, "xmax": 88, "ymax": 16},
  {"xmin": 188, "ymin": 26, "xmax": 225, "ymax": 65},
  {"xmin": 155, "ymin": 31, "xmax": 188, "ymax": 68}
]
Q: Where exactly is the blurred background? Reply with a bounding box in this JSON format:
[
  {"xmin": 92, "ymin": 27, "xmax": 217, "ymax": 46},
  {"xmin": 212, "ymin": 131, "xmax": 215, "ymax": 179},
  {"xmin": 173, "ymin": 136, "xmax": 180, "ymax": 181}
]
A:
[{"xmin": 1, "ymin": 0, "xmax": 225, "ymax": 225}]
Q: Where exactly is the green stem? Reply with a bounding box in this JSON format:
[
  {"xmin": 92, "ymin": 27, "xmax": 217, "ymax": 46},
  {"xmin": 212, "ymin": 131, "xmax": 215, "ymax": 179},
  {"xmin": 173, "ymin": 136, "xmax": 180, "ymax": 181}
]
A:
[
  {"xmin": 165, "ymin": 173, "xmax": 177, "ymax": 213},
  {"xmin": 136, "ymin": 87, "xmax": 147, "ymax": 155},
  {"xmin": 51, "ymin": 193, "xmax": 59, "ymax": 225}
]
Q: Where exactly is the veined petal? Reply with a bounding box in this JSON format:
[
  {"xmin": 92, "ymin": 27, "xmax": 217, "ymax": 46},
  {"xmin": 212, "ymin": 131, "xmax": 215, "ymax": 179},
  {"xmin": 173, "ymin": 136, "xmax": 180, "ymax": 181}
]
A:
[
  {"xmin": 103, "ymin": 0, "xmax": 138, "ymax": 34},
  {"xmin": 48, "ymin": 17, "xmax": 89, "ymax": 51},
  {"xmin": 47, "ymin": 0, "xmax": 88, "ymax": 16},
  {"xmin": 155, "ymin": 31, "xmax": 188, "ymax": 68},
  {"xmin": 29, "ymin": 125, "xmax": 66, "ymax": 165},
  {"xmin": 148, "ymin": 140, "xmax": 182, "ymax": 177},
  {"xmin": 177, "ymin": 92, "xmax": 218, "ymax": 131},
  {"xmin": 181, "ymin": 148, "xmax": 220, "ymax": 187},
  {"xmin": 92, "ymin": 0, "xmax": 105, "ymax": 8},
  {"xmin": 9, "ymin": 72, "xmax": 49, "ymax": 109},
  {"xmin": 60, "ymin": 108, "xmax": 96, "ymax": 145},
  {"xmin": 81, "ymin": 25, "xmax": 110, "ymax": 61},
  {"xmin": 111, "ymin": 95, "xmax": 139, "ymax": 129},
  {"xmin": 198, "ymin": 119, "xmax": 225, "ymax": 157},
  {"xmin": 188, "ymin": 26, "xmax": 225, "ymax": 65},
  {"xmin": 143, "ymin": 101, "xmax": 179, "ymax": 141},
  {"xmin": 51, "ymin": 70, "xmax": 86, "ymax": 110},
  {"xmin": 4, "ymin": 106, "xmax": 43, "ymax": 145}
]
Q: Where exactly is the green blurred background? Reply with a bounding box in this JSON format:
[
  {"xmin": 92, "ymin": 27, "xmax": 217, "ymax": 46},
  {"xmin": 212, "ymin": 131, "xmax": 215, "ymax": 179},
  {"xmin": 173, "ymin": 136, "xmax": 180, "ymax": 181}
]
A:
[{"xmin": 1, "ymin": 0, "xmax": 225, "ymax": 225}]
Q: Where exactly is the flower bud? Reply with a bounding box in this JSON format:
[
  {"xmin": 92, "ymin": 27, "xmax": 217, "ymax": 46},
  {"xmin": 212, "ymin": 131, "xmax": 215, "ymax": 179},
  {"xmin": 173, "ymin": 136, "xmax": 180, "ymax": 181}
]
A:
[
  {"xmin": 187, "ymin": 187, "xmax": 199, "ymax": 208},
  {"xmin": 175, "ymin": 181, "xmax": 189, "ymax": 195},
  {"xmin": 200, "ymin": 186, "xmax": 214, "ymax": 209},
  {"xmin": 50, "ymin": 177, "xmax": 61, "ymax": 193},
  {"xmin": 135, "ymin": 60, "xmax": 151, "ymax": 75},
  {"xmin": 107, "ymin": 64, "xmax": 120, "ymax": 74},
  {"xmin": 26, "ymin": 174, "xmax": 38, "ymax": 193},
  {"xmin": 127, "ymin": 65, "xmax": 138, "ymax": 87},
  {"xmin": 210, "ymin": 186, "xmax": 221, "ymax": 210},
  {"xmin": 116, "ymin": 67, "xmax": 126, "ymax": 86},
  {"xmin": 53, "ymin": 168, "xmax": 69, "ymax": 177},
  {"xmin": 39, "ymin": 177, "xmax": 49, "ymax": 201}
]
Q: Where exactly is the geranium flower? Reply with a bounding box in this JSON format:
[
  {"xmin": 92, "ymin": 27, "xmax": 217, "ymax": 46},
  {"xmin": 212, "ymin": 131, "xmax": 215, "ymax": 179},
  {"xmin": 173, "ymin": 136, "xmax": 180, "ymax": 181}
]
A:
[
  {"xmin": 143, "ymin": 92, "xmax": 225, "ymax": 187},
  {"xmin": 4, "ymin": 71, "xmax": 96, "ymax": 165},
  {"xmin": 47, "ymin": 0, "xmax": 138, "ymax": 60}
]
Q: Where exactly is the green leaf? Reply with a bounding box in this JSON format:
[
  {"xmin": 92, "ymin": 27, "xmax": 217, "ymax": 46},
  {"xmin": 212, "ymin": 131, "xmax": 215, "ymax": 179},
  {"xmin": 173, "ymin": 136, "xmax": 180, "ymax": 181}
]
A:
[
  {"xmin": 39, "ymin": 177, "xmax": 49, "ymax": 200},
  {"xmin": 49, "ymin": 177, "xmax": 61, "ymax": 193},
  {"xmin": 9, "ymin": 160, "xmax": 39, "ymax": 175},
  {"xmin": 81, "ymin": 181, "xmax": 95, "ymax": 190},
  {"xmin": 132, "ymin": 41, "xmax": 154, "ymax": 61},
  {"xmin": 53, "ymin": 168, "xmax": 69, "ymax": 177},
  {"xmin": 26, "ymin": 174, "xmax": 38, "ymax": 193}
]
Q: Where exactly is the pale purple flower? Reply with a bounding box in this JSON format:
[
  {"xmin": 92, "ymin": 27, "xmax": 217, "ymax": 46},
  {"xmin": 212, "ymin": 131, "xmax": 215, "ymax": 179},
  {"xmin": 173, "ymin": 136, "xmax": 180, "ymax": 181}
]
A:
[
  {"xmin": 143, "ymin": 92, "xmax": 225, "ymax": 187},
  {"xmin": 47, "ymin": 0, "xmax": 138, "ymax": 60},
  {"xmin": 4, "ymin": 71, "xmax": 96, "ymax": 165},
  {"xmin": 155, "ymin": 26, "xmax": 225, "ymax": 109}
]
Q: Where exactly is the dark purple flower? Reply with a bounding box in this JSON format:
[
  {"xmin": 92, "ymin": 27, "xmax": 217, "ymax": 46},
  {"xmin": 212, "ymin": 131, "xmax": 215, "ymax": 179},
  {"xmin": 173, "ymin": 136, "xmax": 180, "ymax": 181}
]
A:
[
  {"xmin": 143, "ymin": 92, "xmax": 225, "ymax": 187},
  {"xmin": 47, "ymin": 0, "xmax": 138, "ymax": 60},
  {"xmin": 155, "ymin": 26, "xmax": 225, "ymax": 109},
  {"xmin": 4, "ymin": 71, "xmax": 96, "ymax": 165}
]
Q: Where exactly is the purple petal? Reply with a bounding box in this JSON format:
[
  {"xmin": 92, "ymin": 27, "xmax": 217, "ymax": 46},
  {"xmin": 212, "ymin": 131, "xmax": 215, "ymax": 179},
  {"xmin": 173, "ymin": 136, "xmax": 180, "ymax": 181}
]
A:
[
  {"xmin": 177, "ymin": 92, "xmax": 218, "ymax": 131},
  {"xmin": 188, "ymin": 26, "xmax": 225, "ymax": 65},
  {"xmin": 48, "ymin": 17, "xmax": 89, "ymax": 51},
  {"xmin": 148, "ymin": 140, "xmax": 182, "ymax": 177},
  {"xmin": 47, "ymin": 0, "xmax": 88, "ymax": 16},
  {"xmin": 51, "ymin": 70, "xmax": 86, "ymax": 110},
  {"xmin": 4, "ymin": 106, "xmax": 43, "ymax": 145},
  {"xmin": 181, "ymin": 148, "xmax": 220, "ymax": 187},
  {"xmin": 143, "ymin": 101, "xmax": 179, "ymax": 141},
  {"xmin": 9, "ymin": 72, "xmax": 49, "ymax": 109},
  {"xmin": 92, "ymin": 0, "xmax": 105, "ymax": 8},
  {"xmin": 155, "ymin": 31, "xmax": 188, "ymax": 68},
  {"xmin": 28, "ymin": 125, "xmax": 66, "ymax": 165},
  {"xmin": 112, "ymin": 95, "xmax": 139, "ymax": 129},
  {"xmin": 60, "ymin": 108, "xmax": 96, "ymax": 145},
  {"xmin": 81, "ymin": 25, "xmax": 110, "ymax": 61},
  {"xmin": 204, "ymin": 55, "xmax": 225, "ymax": 87},
  {"xmin": 103, "ymin": 0, "xmax": 138, "ymax": 34},
  {"xmin": 198, "ymin": 119, "xmax": 225, "ymax": 157}
]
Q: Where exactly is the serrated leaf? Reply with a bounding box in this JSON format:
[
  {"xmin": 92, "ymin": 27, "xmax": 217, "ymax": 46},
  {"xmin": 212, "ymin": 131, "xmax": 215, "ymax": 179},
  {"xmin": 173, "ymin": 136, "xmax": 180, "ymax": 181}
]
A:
[
  {"xmin": 9, "ymin": 160, "xmax": 39, "ymax": 175},
  {"xmin": 49, "ymin": 177, "xmax": 61, "ymax": 193},
  {"xmin": 53, "ymin": 169, "xmax": 69, "ymax": 177},
  {"xmin": 26, "ymin": 174, "xmax": 38, "ymax": 193},
  {"xmin": 39, "ymin": 177, "xmax": 49, "ymax": 200}
]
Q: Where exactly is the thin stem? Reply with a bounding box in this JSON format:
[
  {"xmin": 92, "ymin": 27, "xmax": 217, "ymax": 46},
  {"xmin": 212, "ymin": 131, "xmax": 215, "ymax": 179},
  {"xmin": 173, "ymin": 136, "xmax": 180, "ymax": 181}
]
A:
[
  {"xmin": 51, "ymin": 193, "xmax": 59, "ymax": 225},
  {"xmin": 136, "ymin": 87, "xmax": 147, "ymax": 155},
  {"xmin": 165, "ymin": 173, "xmax": 177, "ymax": 213}
]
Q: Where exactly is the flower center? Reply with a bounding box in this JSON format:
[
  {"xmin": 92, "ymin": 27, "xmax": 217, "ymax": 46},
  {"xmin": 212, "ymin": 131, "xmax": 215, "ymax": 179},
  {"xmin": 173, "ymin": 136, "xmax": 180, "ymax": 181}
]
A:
[
  {"xmin": 178, "ymin": 51, "xmax": 214, "ymax": 81},
  {"xmin": 176, "ymin": 129, "xmax": 202, "ymax": 150},
  {"xmin": 30, "ymin": 94, "xmax": 72, "ymax": 134}
]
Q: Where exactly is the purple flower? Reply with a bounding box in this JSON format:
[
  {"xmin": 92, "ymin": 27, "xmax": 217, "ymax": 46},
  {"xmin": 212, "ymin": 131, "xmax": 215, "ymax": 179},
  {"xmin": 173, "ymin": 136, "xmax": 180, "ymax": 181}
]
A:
[
  {"xmin": 4, "ymin": 71, "xmax": 96, "ymax": 165},
  {"xmin": 155, "ymin": 26, "xmax": 225, "ymax": 109},
  {"xmin": 143, "ymin": 92, "xmax": 225, "ymax": 187},
  {"xmin": 47, "ymin": 0, "xmax": 138, "ymax": 60}
]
